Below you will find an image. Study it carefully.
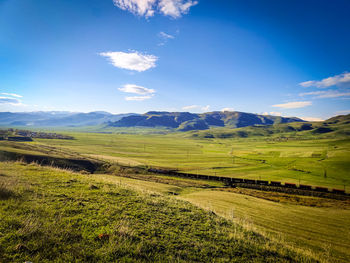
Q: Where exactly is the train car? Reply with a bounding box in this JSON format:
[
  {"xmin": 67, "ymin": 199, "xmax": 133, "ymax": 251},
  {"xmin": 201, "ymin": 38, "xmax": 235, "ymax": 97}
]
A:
[
  {"xmin": 332, "ymin": 189, "xmax": 346, "ymax": 195},
  {"xmin": 270, "ymin": 181, "xmax": 282, "ymax": 186},
  {"xmin": 232, "ymin": 178, "xmax": 244, "ymax": 183},
  {"xmin": 284, "ymin": 182, "xmax": 297, "ymax": 188},
  {"xmin": 314, "ymin": 186, "xmax": 329, "ymax": 192},
  {"xmin": 256, "ymin": 180, "xmax": 269, "ymax": 185},
  {"xmin": 243, "ymin": 179, "xmax": 256, "ymax": 184},
  {"xmin": 299, "ymin": 184, "xmax": 312, "ymax": 190}
]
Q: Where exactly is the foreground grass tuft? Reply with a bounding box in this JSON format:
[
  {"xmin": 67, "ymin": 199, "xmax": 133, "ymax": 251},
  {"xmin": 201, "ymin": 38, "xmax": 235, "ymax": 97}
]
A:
[{"xmin": 0, "ymin": 162, "xmax": 316, "ymax": 262}]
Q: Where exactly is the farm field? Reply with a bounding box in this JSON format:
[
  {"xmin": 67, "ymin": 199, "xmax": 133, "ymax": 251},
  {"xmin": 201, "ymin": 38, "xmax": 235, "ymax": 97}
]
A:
[
  {"xmin": 1, "ymin": 131, "xmax": 348, "ymax": 190},
  {"xmin": 1, "ymin": 130, "xmax": 350, "ymax": 262}
]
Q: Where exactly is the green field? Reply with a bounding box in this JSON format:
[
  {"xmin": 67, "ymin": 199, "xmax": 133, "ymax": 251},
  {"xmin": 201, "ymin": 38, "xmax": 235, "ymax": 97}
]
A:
[
  {"xmin": 1, "ymin": 127, "xmax": 350, "ymax": 262},
  {"xmin": 1, "ymin": 131, "xmax": 348, "ymax": 190},
  {"xmin": 1, "ymin": 162, "xmax": 318, "ymax": 262}
]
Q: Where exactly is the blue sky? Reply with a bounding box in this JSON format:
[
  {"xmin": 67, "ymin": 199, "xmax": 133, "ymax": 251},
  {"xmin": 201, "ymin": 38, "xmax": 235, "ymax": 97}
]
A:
[{"xmin": 0, "ymin": 0, "xmax": 350, "ymax": 120}]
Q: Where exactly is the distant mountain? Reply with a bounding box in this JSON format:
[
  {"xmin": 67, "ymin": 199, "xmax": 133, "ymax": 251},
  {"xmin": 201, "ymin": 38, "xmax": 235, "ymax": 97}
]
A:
[
  {"xmin": 0, "ymin": 111, "xmax": 135, "ymax": 127},
  {"xmin": 109, "ymin": 111, "xmax": 304, "ymax": 131}
]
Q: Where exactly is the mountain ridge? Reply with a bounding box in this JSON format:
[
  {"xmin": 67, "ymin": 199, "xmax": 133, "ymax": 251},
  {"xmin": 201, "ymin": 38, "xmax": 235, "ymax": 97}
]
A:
[
  {"xmin": 0, "ymin": 110, "xmax": 311, "ymax": 131},
  {"xmin": 109, "ymin": 111, "xmax": 305, "ymax": 131}
]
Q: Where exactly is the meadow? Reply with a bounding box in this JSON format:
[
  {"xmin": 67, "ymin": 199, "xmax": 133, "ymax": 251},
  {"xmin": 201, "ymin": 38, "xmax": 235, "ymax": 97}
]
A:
[
  {"xmin": 1, "ymin": 129, "xmax": 350, "ymax": 262},
  {"xmin": 0, "ymin": 162, "xmax": 317, "ymax": 262},
  {"xmin": 10, "ymin": 131, "xmax": 349, "ymax": 190}
]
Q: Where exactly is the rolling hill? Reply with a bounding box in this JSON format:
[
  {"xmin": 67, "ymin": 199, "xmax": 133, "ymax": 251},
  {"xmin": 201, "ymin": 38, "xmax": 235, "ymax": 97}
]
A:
[{"xmin": 189, "ymin": 114, "xmax": 350, "ymax": 139}]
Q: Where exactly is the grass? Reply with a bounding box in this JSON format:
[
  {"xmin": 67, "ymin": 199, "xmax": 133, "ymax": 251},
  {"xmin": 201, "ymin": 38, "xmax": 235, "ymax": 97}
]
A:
[
  {"xmin": 0, "ymin": 162, "xmax": 316, "ymax": 262},
  {"xmin": 88, "ymin": 170, "xmax": 350, "ymax": 263},
  {"xmin": 1, "ymin": 131, "xmax": 348, "ymax": 189}
]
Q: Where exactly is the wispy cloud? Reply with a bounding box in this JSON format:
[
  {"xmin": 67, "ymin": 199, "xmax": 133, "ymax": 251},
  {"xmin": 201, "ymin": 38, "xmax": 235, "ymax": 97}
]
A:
[
  {"xmin": 299, "ymin": 72, "xmax": 350, "ymax": 88},
  {"xmin": 299, "ymin": 90, "xmax": 350, "ymax": 99},
  {"xmin": 1, "ymin": 93, "xmax": 22, "ymax": 98},
  {"xmin": 158, "ymin": 31, "xmax": 176, "ymax": 46},
  {"xmin": 0, "ymin": 96, "xmax": 22, "ymax": 106},
  {"xmin": 272, "ymin": 101, "xmax": 312, "ymax": 109},
  {"xmin": 182, "ymin": 105, "xmax": 210, "ymax": 112},
  {"xmin": 119, "ymin": 84, "xmax": 155, "ymax": 101},
  {"xmin": 119, "ymin": 84, "xmax": 155, "ymax": 95},
  {"xmin": 113, "ymin": 0, "xmax": 198, "ymax": 18},
  {"xmin": 159, "ymin": 31, "xmax": 174, "ymax": 39},
  {"xmin": 100, "ymin": 51, "xmax": 157, "ymax": 72}
]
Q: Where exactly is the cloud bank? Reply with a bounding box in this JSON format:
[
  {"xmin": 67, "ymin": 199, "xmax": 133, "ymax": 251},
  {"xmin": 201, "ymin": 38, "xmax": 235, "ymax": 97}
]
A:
[
  {"xmin": 272, "ymin": 101, "xmax": 312, "ymax": 109},
  {"xmin": 100, "ymin": 51, "xmax": 157, "ymax": 72},
  {"xmin": 113, "ymin": 0, "xmax": 198, "ymax": 18}
]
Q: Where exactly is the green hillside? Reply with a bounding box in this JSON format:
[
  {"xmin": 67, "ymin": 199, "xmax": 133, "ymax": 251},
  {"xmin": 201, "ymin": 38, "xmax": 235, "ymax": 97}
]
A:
[
  {"xmin": 0, "ymin": 162, "xmax": 315, "ymax": 262},
  {"xmin": 189, "ymin": 114, "xmax": 350, "ymax": 139}
]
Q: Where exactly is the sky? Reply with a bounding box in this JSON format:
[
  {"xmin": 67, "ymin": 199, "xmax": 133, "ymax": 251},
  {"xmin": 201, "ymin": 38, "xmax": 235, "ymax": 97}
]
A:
[{"xmin": 0, "ymin": 0, "xmax": 350, "ymax": 120}]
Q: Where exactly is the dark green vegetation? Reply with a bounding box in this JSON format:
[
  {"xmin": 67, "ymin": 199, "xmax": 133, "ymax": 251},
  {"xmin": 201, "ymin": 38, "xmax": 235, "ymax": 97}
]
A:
[
  {"xmin": 0, "ymin": 162, "xmax": 315, "ymax": 262},
  {"xmin": 109, "ymin": 111, "xmax": 303, "ymax": 131},
  {"xmin": 190, "ymin": 114, "xmax": 350, "ymax": 139}
]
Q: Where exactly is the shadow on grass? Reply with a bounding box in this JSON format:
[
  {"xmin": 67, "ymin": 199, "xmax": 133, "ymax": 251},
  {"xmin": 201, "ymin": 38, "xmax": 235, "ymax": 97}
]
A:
[{"xmin": 0, "ymin": 184, "xmax": 16, "ymax": 200}]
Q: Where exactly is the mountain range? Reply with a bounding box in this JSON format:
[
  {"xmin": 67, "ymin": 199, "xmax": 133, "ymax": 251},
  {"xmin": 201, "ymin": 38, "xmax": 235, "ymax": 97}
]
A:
[
  {"xmin": 109, "ymin": 111, "xmax": 304, "ymax": 131},
  {"xmin": 0, "ymin": 111, "xmax": 134, "ymax": 127},
  {"xmin": 0, "ymin": 110, "xmax": 304, "ymax": 131}
]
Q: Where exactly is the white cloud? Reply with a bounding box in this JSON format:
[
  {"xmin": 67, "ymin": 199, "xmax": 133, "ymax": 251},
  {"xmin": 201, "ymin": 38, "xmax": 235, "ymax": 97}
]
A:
[
  {"xmin": 125, "ymin": 95, "xmax": 153, "ymax": 101},
  {"xmin": 119, "ymin": 84, "xmax": 155, "ymax": 101},
  {"xmin": 113, "ymin": 0, "xmax": 156, "ymax": 17},
  {"xmin": 221, "ymin": 107, "xmax": 235, "ymax": 112},
  {"xmin": 182, "ymin": 104, "xmax": 210, "ymax": 112},
  {"xmin": 299, "ymin": 90, "xmax": 350, "ymax": 99},
  {"xmin": 113, "ymin": 0, "xmax": 198, "ymax": 18},
  {"xmin": 272, "ymin": 101, "xmax": 312, "ymax": 109},
  {"xmin": 158, "ymin": 0, "xmax": 198, "ymax": 18},
  {"xmin": 119, "ymin": 84, "xmax": 155, "ymax": 95},
  {"xmin": 301, "ymin": 117, "xmax": 324, "ymax": 122},
  {"xmin": 100, "ymin": 51, "xmax": 157, "ymax": 72},
  {"xmin": 1, "ymin": 93, "xmax": 22, "ymax": 98},
  {"xmin": 299, "ymin": 72, "xmax": 350, "ymax": 88},
  {"xmin": 0, "ymin": 96, "xmax": 22, "ymax": 106}
]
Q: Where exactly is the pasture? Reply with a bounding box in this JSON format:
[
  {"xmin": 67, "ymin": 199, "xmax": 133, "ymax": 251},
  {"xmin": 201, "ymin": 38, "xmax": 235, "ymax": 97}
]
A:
[
  {"xmin": 13, "ymin": 131, "xmax": 349, "ymax": 190},
  {"xmin": 0, "ymin": 162, "xmax": 316, "ymax": 262}
]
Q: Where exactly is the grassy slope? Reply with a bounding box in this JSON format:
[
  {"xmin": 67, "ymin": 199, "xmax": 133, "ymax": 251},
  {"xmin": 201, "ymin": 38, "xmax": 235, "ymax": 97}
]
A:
[
  {"xmin": 4, "ymin": 131, "xmax": 348, "ymax": 189},
  {"xmin": 90, "ymin": 172, "xmax": 350, "ymax": 263},
  {"xmin": 0, "ymin": 162, "xmax": 314, "ymax": 263}
]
